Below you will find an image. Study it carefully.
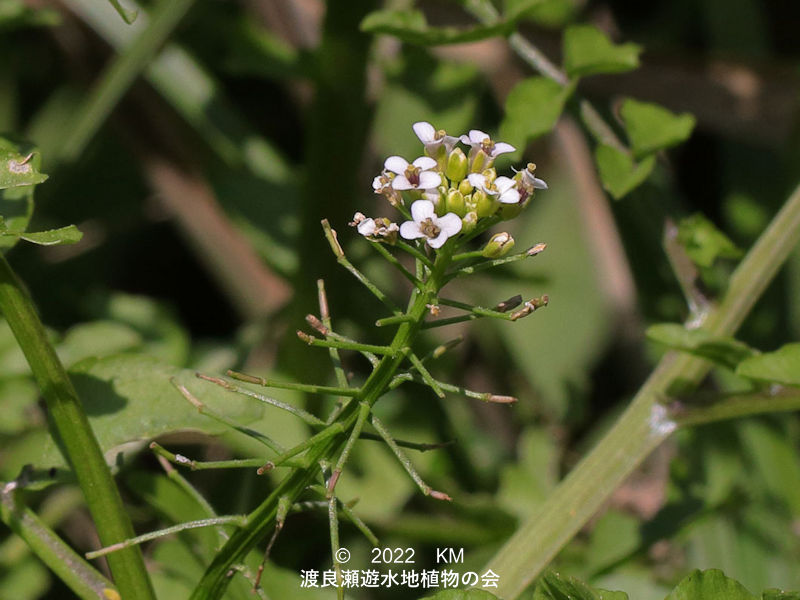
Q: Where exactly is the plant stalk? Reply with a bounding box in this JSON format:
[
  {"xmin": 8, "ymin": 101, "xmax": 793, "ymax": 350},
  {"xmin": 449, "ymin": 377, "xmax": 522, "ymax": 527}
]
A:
[{"xmin": 0, "ymin": 254, "xmax": 155, "ymax": 600}]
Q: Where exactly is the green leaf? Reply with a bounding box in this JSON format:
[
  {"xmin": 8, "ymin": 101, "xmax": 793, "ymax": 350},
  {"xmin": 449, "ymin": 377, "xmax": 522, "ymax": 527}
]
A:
[
  {"xmin": 534, "ymin": 571, "xmax": 628, "ymax": 600},
  {"xmin": 35, "ymin": 354, "xmax": 264, "ymax": 468},
  {"xmin": 620, "ymin": 98, "xmax": 696, "ymax": 159},
  {"xmin": 0, "ymin": 142, "xmax": 47, "ymax": 190},
  {"xmin": 664, "ymin": 569, "xmax": 756, "ymax": 600},
  {"xmin": 106, "ymin": 0, "xmax": 137, "ymax": 24},
  {"xmin": 676, "ymin": 213, "xmax": 743, "ymax": 268},
  {"xmin": 499, "ymin": 77, "xmax": 575, "ymax": 156},
  {"xmin": 420, "ymin": 590, "xmax": 500, "ymax": 600},
  {"xmin": 15, "ymin": 224, "xmax": 83, "ymax": 246},
  {"xmin": 504, "ymin": 0, "xmax": 577, "ymax": 27},
  {"xmin": 646, "ymin": 323, "xmax": 756, "ymax": 370},
  {"xmin": 360, "ymin": 9, "xmax": 513, "ymax": 46},
  {"xmin": 736, "ymin": 343, "xmax": 800, "ymax": 386},
  {"xmin": 562, "ymin": 25, "xmax": 640, "ymax": 78},
  {"xmin": 594, "ymin": 144, "xmax": 655, "ymax": 199},
  {"xmin": 586, "ymin": 510, "xmax": 641, "ymax": 575}
]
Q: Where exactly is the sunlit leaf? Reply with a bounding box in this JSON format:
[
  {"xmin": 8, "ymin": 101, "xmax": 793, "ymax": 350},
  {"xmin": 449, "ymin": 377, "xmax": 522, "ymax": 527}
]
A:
[
  {"xmin": 620, "ymin": 98, "xmax": 696, "ymax": 159},
  {"xmin": 736, "ymin": 343, "xmax": 800, "ymax": 386},
  {"xmin": 646, "ymin": 323, "xmax": 756, "ymax": 370},
  {"xmin": 504, "ymin": 0, "xmax": 578, "ymax": 27},
  {"xmin": 36, "ymin": 354, "xmax": 263, "ymax": 467},
  {"xmin": 664, "ymin": 569, "xmax": 756, "ymax": 600},
  {"xmin": 562, "ymin": 25, "xmax": 640, "ymax": 78},
  {"xmin": 534, "ymin": 571, "xmax": 629, "ymax": 600},
  {"xmin": 360, "ymin": 9, "xmax": 513, "ymax": 46},
  {"xmin": 15, "ymin": 225, "xmax": 83, "ymax": 246},
  {"xmin": 0, "ymin": 141, "xmax": 47, "ymax": 190},
  {"xmin": 500, "ymin": 77, "xmax": 575, "ymax": 156},
  {"xmin": 594, "ymin": 144, "xmax": 655, "ymax": 199}
]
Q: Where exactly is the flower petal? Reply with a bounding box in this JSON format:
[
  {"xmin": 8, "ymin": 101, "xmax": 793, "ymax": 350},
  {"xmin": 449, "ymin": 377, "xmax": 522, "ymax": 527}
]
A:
[
  {"xmin": 412, "ymin": 156, "xmax": 437, "ymax": 170},
  {"xmin": 492, "ymin": 142, "xmax": 515, "ymax": 156},
  {"xmin": 372, "ymin": 175, "xmax": 384, "ymax": 191},
  {"xmin": 391, "ymin": 176, "xmax": 414, "ymax": 190},
  {"xmin": 384, "ymin": 155, "xmax": 409, "ymax": 175},
  {"xmin": 412, "ymin": 122, "xmax": 436, "ymax": 144},
  {"xmin": 417, "ymin": 171, "xmax": 442, "ymax": 190},
  {"xmin": 499, "ymin": 188, "xmax": 521, "ymax": 204},
  {"xmin": 533, "ymin": 177, "xmax": 548, "ymax": 189},
  {"xmin": 357, "ymin": 218, "xmax": 376, "ymax": 236},
  {"xmin": 494, "ymin": 176, "xmax": 516, "ymax": 193},
  {"xmin": 410, "ymin": 199, "xmax": 435, "ymax": 222},
  {"xmin": 468, "ymin": 129, "xmax": 489, "ymax": 145},
  {"xmin": 400, "ymin": 221, "xmax": 425, "ymax": 240},
  {"xmin": 427, "ymin": 231, "xmax": 449, "ymax": 249},
  {"xmin": 467, "ymin": 173, "xmax": 486, "ymax": 189},
  {"xmin": 436, "ymin": 213, "xmax": 463, "ymax": 237}
]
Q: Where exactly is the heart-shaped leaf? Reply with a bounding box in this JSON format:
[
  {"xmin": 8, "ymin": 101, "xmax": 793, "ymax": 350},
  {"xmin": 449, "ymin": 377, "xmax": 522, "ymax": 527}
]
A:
[
  {"xmin": 594, "ymin": 144, "xmax": 655, "ymax": 199},
  {"xmin": 736, "ymin": 343, "xmax": 800, "ymax": 386},
  {"xmin": 500, "ymin": 77, "xmax": 576, "ymax": 156},
  {"xmin": 563, "ymin": 25, "xmax": 641, "ymax": 78},
  {"xmin": 620, "ymin": 98, "xmax": 696, "ymax": 159},
  {"xmin": 664, "ymin": 569, "xmax": 756, "ymax": 600}
]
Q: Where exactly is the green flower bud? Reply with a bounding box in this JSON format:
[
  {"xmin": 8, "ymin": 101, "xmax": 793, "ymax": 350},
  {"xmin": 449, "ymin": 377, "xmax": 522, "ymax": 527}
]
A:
[
  {"xmin": 500, "ymin": 202, "xmax": 524, "ymax": 220},
  {"xmin": 458, "ymin": 178, "xmax": 473, "ymax": 196},
  {"xmin": 482, "ymin": 232, "xmax": 515, "ymax": 258},
  {"xmin": 474, "ymin": 189, "xmax": 499, "ymax": 218},
  {"xmin": 470, "ymin": 149, "xmax": 490, "ymax": 173},
  {"xmin": 445, "ymin": 189, "xmax": 467, "ymax": 217},
  {"xmin": 445, "ymin": 148, "xmax": 468, "ymax": 183},
  {"xmin": 461, "ymin": 211, "xmax": 478, "ymax": 234}
]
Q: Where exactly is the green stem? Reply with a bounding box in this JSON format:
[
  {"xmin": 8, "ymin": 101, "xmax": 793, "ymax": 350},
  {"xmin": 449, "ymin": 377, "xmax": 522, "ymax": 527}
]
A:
[
  {"xmin": 0, "ymin": 255, "xmax": 155, "ymax": 599},
  {"xmin": 0, "ymin": 485, "xmax": 116, "ymax": 599},
  {"xmin": 482, "ymin": 182, "xmax": 800, "ymax": 598},
  {"xmin": 670, "ymin": 387, "xmax": 800, "ymax": 426}
]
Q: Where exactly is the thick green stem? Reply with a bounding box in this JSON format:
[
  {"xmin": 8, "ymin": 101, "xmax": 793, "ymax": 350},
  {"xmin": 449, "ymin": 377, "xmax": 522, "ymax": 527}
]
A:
[
  {"xmin": 0, "ymin": 486, "xmax": 115, "ymax": 599},
  {"xmin": 0, "ymin": 255, "xmax": 155, "ymax": 599},
  {"xmin": 482, "ymin": 183, "xmax": 800, "ymax": 598}
]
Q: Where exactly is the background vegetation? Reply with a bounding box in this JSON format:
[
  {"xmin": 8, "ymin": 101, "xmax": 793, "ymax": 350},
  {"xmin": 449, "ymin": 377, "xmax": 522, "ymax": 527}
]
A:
[{"xmin": 1, "ymin": 0, "xmax": 800, "ymax": 598}]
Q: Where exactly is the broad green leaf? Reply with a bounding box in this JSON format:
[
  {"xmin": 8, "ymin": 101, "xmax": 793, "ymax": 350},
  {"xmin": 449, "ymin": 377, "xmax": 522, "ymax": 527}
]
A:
[
  {"xmin": 497, "ymin": 429, "xmax": 559, "ymax": 519},
  {"xmin": 106, "ymin": 0, "xmax": 137, "ymax": 24},
  {"xmin": 594, "ymin": 144, "xmax": 655, "ymax": 199},
  {"xmin": 664, "ymin": 569, "xmax": 756, "ymax": 600},
  {"xmin": 36, "ymin": 354, "xmax": 263, "ymax": 467},
  {"xmin": 0, "ymin": 144, "xmax": 47, "ymax": 190},
  {"xmin": 736, "ymin": 343, "xmax": 800, "ymax": 386},
  {"xmin": 646, "ymin": 323, "xmax": 756, "ymax": 370},
  {"xmin": 420, "ymin": 590, "xmax": 500, "ymax": 600},
  {"xmin": 676, "ymin": 213, "xmax": 742, "ymax": 268},
  {"xmin": 504, "ymin": 0, "xmax": 577, "ymax": 27},
  {"xmin": 620, "ymin": 98, "xmax": 696, "ymax": 159},
  {"xmin": 360, "ymin": 9, "xmax": 513, "ymax": 46},
  {"xmin": 499, "ymin": 77, "xmax": 575, "ymax": 156},
  {"xmin": 534, "ymin": 571, "xmax": 628, "ymax": 600},
  {"xmin": 14, "ymin": 224, "xmax": 83, "ymax": 246},
  {"xmin": 739, "ymin": 419, "xmax": 800, "ymax": 515},
  {"xmin": 562, "ymin": 25, "xmax": 640, "ymax": 78}
]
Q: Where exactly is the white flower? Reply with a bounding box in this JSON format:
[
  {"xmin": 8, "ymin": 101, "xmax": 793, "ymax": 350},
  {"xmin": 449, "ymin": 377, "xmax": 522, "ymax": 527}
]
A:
[
  {"xmin": 399, "ymin": 200, "xmax": 462, "ymax": 249},
  {"xmin": 467, "ymin": 173, "xmax": 520, "ymax": 204},
  {"xmin": 413, "ymin": 122, "xmax": 459, "ymax": 153},
  {"xmin": 351, "ymin": 212, "xmax": 399, "ymax": 242},
  {"xmin": 460, "ymin": 129, "xmax": 515, "ymax": 158},
  {"xmin": 514, "ymin": 164, "xmax": 548, "ymax": 190},
  {"xmin": 384, "ymin": 156, "xmax": 442, "ymax": 191}
]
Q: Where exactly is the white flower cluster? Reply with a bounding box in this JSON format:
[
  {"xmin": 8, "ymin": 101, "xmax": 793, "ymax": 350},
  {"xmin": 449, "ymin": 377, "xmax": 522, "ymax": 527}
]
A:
[{"xmin": 355, "ymin": 122, "xmax": 547, "ymax": 250}]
